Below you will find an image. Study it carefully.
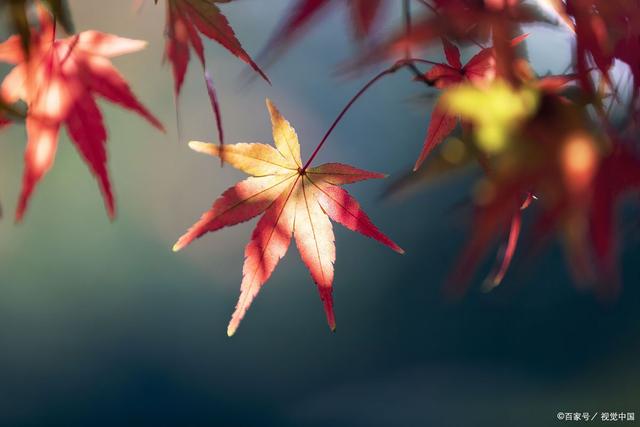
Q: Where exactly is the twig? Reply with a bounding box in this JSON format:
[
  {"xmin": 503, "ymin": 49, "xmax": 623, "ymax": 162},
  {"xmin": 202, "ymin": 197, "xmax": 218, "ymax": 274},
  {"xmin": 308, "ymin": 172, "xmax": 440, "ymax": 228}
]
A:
[
  {"xmin": 303, "ymin": 64, "xmax": 403, "ymax": 170},
  {"xmin": 302, "ymin": 1, "xmax": 440, "ymax": 169}
]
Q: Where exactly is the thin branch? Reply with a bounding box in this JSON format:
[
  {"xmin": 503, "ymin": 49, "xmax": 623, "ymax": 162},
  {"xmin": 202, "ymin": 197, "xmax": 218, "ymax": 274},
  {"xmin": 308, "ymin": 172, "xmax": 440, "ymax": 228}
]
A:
[
  {"xmin": 302, "ymin": 64, "xmax": 403, "ymax": 170},
  {"xmin": 409, "ymin": 57, "xmax": 456, "ymax": 69},
  {"xmin": 415, "ymin": 0, "xmax": 437, "ymax": 14},
  {"xmin": 403, "ymin": 0, "xmax": 430, "ymax": 84},
  {"xmin": 301, "ymin": 1, "xmax": 442, "ymax": 169}
]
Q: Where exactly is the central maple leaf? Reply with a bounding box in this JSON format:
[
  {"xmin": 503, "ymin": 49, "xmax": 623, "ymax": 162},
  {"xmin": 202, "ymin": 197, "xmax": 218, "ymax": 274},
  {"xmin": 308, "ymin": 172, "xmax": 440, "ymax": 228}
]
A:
[
  {"xmin": 0, "ymin": 10, "xmax": 164, "ymax": 221},
  {"xmin": 174, "ymin": 99, "xmax": 403, "ymax": 336}
]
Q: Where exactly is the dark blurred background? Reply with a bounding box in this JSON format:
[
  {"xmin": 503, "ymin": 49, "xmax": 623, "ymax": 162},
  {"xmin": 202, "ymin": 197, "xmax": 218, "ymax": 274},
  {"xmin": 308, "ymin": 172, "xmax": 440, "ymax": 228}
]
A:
[{"xmin": 0, "ymin": 1, "xmax": 638, "ymax": 426}]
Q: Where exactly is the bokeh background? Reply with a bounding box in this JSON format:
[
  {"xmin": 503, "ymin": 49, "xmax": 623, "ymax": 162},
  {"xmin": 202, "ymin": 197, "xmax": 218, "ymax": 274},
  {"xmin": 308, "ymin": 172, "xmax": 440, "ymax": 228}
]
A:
[{"xmin": 0, "ymin": 1, "xmax": 639, "ymax": 426}]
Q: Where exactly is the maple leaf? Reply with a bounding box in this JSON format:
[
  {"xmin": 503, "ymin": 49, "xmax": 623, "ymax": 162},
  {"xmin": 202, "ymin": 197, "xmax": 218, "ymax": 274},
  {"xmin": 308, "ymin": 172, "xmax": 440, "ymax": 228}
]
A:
[
  {"xmin": 414, "ymin": 35, "xmax": 528, "ymax": 170},
  {"xmin": 255, "ymin": 0, "xmax": 387, "ymax": 69},
  {"xmin": 481, "ymin": 192, "xmax": 533, "ymax": 292},
  {"xmin": 441, "ymin": 80, "xmax": 630, "ymax": 294},
  {"xmin": 270, "ymin": 0, "xmax": 385, "ymax": 44},
  {"xmin": 443, "ymin": 80, "xmax": 540, "ymax": 154},
  {"xmin": 438, "ymin": 80, "xmax": 547, "ymax": 293},
  {"xmin": 2, "ymin": 0, "xmax": 74, "ymax": 55},
  {"xmin": 0, "ymin": 11, "xmax": 164, "ymax": 221},
  {"xmin": 588, "ymin": 142, "xmax": 640, "ymax": 295},
  {"xmin": 155, "ymin": 0, "xmax": 268, "ymax": 145},
  {"xmin": 559, "ymin": 0, "xmax": 640, "ymax": 102},
  {"xmin": 347, "ymin": 0, "xmax": 551, "ymax": 72},
  {"xmin": 174, "ymin": 99, "xmax": 403, "ymax": 336},
  {"xmin": 157, "ymin": 0, "xmax": 267, "ymax": 94}
]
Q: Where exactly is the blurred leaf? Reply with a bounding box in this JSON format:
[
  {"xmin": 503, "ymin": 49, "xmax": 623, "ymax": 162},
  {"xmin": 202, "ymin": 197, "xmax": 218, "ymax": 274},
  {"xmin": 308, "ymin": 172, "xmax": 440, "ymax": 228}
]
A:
[
  {"xmin": 264, "ymin": 0, "xmax": 386, "ymax": 54},
  {"xmin": 0, "ymin": 11, "xmax": 163, "ymax": 221},
  {"xmin": 154, "ymin": 0, "xmax": 268, "ymax": 147},
  {"xmin": 414, "ymin": 36, "xmax": 528, "ymax": 171},
  {"xmin": 384, "ymin": 137, "xmax": 476, "ymax": 201},
  {"xmin": 347, "ymin": 0, "xmax": 553, "ymax": 70},
  {"xmin": 4, "ymin": 0, "xmax": 75, "ymax": 55},
  {"xmin": 445, "ymin": 90, "xmax": 614, "ymax": 295},
  {"xmin": 442, "ymin": 80, "xmax": 540, "ymax": 153}
]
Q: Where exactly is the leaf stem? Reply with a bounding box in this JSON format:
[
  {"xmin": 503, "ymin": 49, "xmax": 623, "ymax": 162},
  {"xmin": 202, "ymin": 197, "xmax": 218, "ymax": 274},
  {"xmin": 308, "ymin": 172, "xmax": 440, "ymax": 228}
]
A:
[
  {"xmin": 302, "ymin": 64, "xmax": 403, "ymax": 170},
  {"xmin": 301, "ymin": 0, "xmax": 438, "ymax": 170},
  {"xmin": 415, "ymin": 0, "xmax": 437, "ymax": 14},
  {"xmin": 402, "ymin": 0, "xmax": 431, "ymax": 84}
]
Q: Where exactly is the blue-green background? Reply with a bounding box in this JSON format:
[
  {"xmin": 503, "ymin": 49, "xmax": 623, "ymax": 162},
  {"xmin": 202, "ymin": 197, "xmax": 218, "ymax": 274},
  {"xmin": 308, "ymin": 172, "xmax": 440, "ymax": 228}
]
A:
[{"xmin": 0, "ymin": 1, "xmax": 638, "ymax": 426}]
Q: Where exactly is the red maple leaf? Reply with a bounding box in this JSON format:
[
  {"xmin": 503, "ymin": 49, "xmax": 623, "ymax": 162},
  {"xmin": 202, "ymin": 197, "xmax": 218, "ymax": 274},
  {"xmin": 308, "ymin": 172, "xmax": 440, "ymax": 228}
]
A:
[
  {"xmin": 155, "ymin": 0, "xmax": 268, "ymax": 144},
  {"xmin": 347, "ymin": 0, "xmax": 549, "ymax": 72},
  {"xmin": 158, "ymin": 0, "xmax": 267, "ymax": 94},
  {"xmin": 415, "ymin": 35, "xmax": 528, "ymax": 170},
  {"xmin": 553, "ymin": 0, "xmax": 640, "ymax": 103},
  {"xmin": 271, "ymin": 0, "xmax": 386, "ymax": 44},
  {"xmin": 0, "ymin": 10, "xmax": 164, "ymax": 221},
  {"xmin": 587, "ymin": 142, "xmax": 640, "ymax": 296},
  {"xmin": 446, "ymin": 90, "xmax": 639, "ymax": 296},
  {"xmin": 174, "ymin": 99, "xmax": 403, "ymax": 335}
]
